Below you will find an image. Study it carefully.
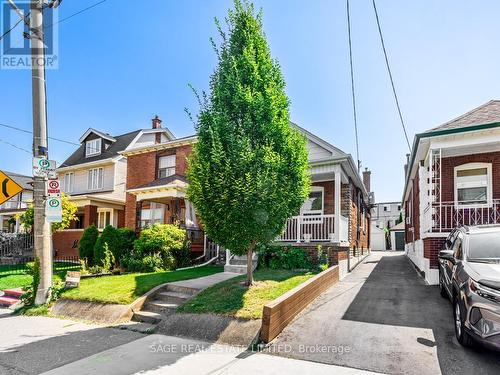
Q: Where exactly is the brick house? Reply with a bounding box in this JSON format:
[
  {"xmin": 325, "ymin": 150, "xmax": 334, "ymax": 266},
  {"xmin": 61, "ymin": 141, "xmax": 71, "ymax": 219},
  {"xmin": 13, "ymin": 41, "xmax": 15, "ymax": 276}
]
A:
[
  {"xmin": 122, "ymin": 123, "xmax": 372, "ymax": 277},
  {"xmin": 403, "ymin": 100, "xmax": 500, "ymax": 284},
  {"xmin": 53, "ymin": 116, "xmax": 174, "ymax": 257}
]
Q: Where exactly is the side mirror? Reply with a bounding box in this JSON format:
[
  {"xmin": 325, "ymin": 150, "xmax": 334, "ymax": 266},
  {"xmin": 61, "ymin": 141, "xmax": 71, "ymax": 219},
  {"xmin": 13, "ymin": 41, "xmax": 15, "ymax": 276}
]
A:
[{"xmin": 439, "ymin": 250, "xmax": 455, "ymax": 263}]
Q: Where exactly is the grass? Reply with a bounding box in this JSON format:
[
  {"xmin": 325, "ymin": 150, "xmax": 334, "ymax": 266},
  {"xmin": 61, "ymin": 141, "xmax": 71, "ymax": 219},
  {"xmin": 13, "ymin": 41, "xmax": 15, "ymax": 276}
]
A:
[
  {"xmin": 0, "ymin": 262, "xmax": 79, "ymax": 291},
  {"xmin": 178, "ymin": 268, "xmax": 316, "ymax": 319},
  {"xmin": 15, "ymin": 304, "xmax": 50, "ymax": 316},
  {"xmin": 61, "ymin": 265, "xmax": 223, "ymax": 305}
]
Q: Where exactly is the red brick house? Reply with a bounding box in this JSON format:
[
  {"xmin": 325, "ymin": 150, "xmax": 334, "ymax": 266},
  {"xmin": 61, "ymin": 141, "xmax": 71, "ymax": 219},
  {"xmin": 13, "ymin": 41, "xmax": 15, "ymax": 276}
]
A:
[
  {"xmin": 122, "ymin": 123, "xmax": 372, "ymax": 277},
  {"xmin": 403, "ymin": 100, "xmax": 500, "ymax": 284}
]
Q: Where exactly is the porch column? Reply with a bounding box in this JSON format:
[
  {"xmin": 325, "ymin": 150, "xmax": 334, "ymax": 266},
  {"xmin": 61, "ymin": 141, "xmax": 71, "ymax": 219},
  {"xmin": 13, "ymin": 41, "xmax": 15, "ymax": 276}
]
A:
[{"xmin": 333, "ymin": 165, "xmax": 341, "ymax": 243}]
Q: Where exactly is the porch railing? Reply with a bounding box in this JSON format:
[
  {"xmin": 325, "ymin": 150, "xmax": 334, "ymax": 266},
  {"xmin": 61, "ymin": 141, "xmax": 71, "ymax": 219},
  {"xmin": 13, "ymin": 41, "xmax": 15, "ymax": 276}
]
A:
[
  {"xmin": 425, "ymin": 199, "xmax": 500, "ymax": 232},
  {"xmin": 277, "ymin": 214, "xmax": 349, "ymax": 243},
  {"xmin": 0, "ymin": 201, "xmax": 28, "ymax": 211}
]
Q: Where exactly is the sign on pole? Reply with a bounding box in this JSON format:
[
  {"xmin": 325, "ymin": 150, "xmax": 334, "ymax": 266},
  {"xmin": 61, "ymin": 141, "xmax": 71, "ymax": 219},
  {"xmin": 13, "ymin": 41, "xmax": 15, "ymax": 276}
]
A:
[
  {"xmin": 46, "ymin": 177, "xmax": 62, "ymax": 222},
  {"xmin": 0, "ymin": 170, "xmax": 23, "ymax": 205},
  {"xmin": 33, "ymin": 157, "xmax": 57, "ymax": 179}
]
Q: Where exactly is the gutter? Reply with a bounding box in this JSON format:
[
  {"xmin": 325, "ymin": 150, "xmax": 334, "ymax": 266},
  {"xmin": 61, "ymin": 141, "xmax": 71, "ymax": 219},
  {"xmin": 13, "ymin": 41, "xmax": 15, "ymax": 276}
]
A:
[{"xmin": 401, "ymin": 121, "xmax": 500, "ymax": 203}]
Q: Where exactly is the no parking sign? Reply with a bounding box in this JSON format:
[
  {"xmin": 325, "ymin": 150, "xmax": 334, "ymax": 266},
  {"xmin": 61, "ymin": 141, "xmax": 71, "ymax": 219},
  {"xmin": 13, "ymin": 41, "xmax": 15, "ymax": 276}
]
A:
[{"xmin": 46, "ymin": 178, "xmax": 62, "ymax": 222}]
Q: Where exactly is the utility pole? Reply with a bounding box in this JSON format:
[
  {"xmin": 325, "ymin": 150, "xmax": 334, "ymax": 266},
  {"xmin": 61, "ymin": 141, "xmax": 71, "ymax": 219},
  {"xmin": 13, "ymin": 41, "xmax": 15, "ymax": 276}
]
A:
[{"xmin": 30, "ymin": 0, "xmax": 53, "ymax": 304}]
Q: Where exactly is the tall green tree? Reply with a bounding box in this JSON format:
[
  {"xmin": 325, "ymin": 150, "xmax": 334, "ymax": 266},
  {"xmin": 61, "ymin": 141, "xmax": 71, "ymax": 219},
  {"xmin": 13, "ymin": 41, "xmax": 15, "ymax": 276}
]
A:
[{"xmin": 187, "ymin": 0, "xmax": 310, "ymax": 285}]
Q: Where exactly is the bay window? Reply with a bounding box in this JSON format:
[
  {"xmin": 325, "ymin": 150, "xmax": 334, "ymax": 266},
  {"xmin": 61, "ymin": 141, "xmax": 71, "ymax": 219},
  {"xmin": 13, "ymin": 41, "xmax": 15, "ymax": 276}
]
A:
[{"xmin": 454, "ymin": 163, "xmax": 492, "ymax": 207}]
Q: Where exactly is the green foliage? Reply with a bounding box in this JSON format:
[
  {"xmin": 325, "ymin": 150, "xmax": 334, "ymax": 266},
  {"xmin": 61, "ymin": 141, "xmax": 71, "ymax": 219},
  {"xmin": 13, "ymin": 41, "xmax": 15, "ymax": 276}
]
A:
[
  {"xmin": 20, "ymin": 193, "xmax": 78, "ymax": 233},
  {"xmin": 187, "ymin": 0, "xmax": 310, "ymax": 284},
  {"xmin": 101, "ymin": 243, "xmax": 115, "ymax": 273},
  {"xmin": 49, "ymin": 279, "xmax": 66, "ymax": 302},
  {"xmin": 114, "ymin": 227, "xmax": 136, "ymax": 260},
  {"xmin": 317, "ymin": 245, "xmax": 328, "ymax": 269},
  {"xmin": 396, "ymin": 211, "xmax": 403, "ymax": 225},
  {"xmin": 15, "ymin": 304, "xmax": 49, "ymax": 316},
  {"xmin": 20, "ymin": 258, "xmax": 41, "ymax": 306},
  {"xmin": 79, "ymin": 225, "xmax": 99, "ymax": 265},
  {"xmin": 121, "ymin": 253, "xmax": 164, "ymax": 273},
  {"xmin": 257, "ymin": 244, "xmax": 312, "ymax": 270},
  {"xmin": 93, "ymin": 225, "xmax": 118, "ymax": 267}
]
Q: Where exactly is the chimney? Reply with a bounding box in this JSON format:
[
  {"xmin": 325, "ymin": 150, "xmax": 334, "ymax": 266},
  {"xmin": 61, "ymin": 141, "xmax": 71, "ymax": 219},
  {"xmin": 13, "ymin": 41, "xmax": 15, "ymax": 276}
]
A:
[
  {"xmin": 404, "ymin": 153, "xmax": 410, "ymax": 176},
  {"xmin": 362, "ymin": 167, "xmax": 371, "ymax": 193},
  {"xmin": 152, "ymin": 115, "xmax": 162, "ymax": 129}
]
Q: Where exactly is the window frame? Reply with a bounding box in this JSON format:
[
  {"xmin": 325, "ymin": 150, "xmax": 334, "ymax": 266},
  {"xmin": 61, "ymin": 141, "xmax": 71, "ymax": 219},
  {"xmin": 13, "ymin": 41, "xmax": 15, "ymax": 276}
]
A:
[
  {"xmin": 97, "ymin": 209, "xmax": 113, "ymax": 230},
  {"xmin": 300, "ymin": 186, "xmax": 324, "ymax": 216},
  {"xmin": 87, "ymin": 167, "xmax": 104, "ymax": 190},
  {"xmin": 85, "ymin": 138, "xmax": 102, "ymax": 157},
  {"xmin": 454, "ymin": 162, "xmax": 492, "ymax": 208},
  {"xmin": 158, "ymin": 154, "xmax": 176, "ymax": 179},
  {"xmin": 64, "ymin": 172, "xmax": 74, "ymax": 193}
]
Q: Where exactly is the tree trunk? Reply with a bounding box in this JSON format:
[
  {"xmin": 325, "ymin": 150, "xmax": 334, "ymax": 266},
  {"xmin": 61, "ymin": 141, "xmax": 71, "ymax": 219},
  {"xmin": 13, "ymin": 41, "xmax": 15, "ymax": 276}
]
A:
[{"xmin": 246, "ymin": 247, "xmax": 254, "ymax": 286}]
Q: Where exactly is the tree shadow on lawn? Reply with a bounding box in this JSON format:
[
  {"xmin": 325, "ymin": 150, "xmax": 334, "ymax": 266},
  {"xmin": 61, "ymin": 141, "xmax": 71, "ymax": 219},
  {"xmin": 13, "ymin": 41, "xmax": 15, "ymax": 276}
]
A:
[{"xmin": 341, "ymin": 254, "xmax": 500, "ymax": 375}]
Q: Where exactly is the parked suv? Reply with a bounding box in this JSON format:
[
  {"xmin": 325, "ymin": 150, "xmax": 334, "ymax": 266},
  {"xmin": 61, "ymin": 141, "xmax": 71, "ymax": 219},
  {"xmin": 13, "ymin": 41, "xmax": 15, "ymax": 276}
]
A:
[{"xmin": 438, "ymin": 225, "xmax": 500, "ymax": 350}]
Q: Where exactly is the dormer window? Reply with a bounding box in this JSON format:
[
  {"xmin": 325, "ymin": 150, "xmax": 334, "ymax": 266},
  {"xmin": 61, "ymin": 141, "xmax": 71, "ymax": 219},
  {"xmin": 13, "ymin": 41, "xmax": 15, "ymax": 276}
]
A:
[{"xmin": 86, "ymin": 138, "xmax": 101, "ymax": 157}]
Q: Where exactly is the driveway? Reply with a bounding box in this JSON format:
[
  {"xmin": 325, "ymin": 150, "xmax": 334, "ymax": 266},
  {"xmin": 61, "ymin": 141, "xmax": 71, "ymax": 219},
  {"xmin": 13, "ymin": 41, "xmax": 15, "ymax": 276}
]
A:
[{"xmin": 266, "ymin": 251, "xmax": 500, "ymax": 375}]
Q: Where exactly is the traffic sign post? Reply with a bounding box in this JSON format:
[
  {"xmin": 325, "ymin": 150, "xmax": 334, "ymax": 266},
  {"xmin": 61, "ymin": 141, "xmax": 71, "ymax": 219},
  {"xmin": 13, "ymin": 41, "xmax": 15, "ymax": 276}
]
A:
[
  {"xmin": 0, "ymin": 170, "xmax": 23, "ymax": 205},
  {"xmin": 33, "ymin": 157, "xmax": 57, "ymax": 179},
  {"xmin": 46, "ymin": 178, "xmax": 62, "ymax": 223}
]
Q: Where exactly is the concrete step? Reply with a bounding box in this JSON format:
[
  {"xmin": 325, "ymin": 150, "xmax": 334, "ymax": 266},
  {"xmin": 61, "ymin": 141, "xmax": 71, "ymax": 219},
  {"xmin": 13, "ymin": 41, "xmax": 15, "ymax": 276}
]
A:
[
  {"xmin": 132, "ymin": 311, "xmax": 162, "ymax": 325},
  {"xmin": 0, "ymin": 295, "xmax": 19, "ymax": 307},
  {"xmin": 155, "ymin": 291, "xmax": 191, "ymax": 304},
  {"xmin": 144, "ymin": 300, "xmax": 179, "ymax": 314},
  {"xmin": 230, "ymin": 259, "xmax": 258, "ymax": 266},
  {"xmin": 163, "ymin": 284, "xmax": 199, "ymax": 296},
  {"xmin": 3, "ymin": 288, "xmax": 24, "ymax": 298},
  {"xmin": 223, "ymin": 265, "xmax": 248, "ymax": 274},
  {"xmin": 115, "ymin": 322, "xmax": 157, "ymax": 334}
]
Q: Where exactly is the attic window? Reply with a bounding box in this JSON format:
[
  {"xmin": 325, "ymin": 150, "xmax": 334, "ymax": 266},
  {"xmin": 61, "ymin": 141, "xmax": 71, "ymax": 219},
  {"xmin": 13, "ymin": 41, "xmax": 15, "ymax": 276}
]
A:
[{"xmin": 86, "ymin": 138, "xmax": 101, "ymax": 156}]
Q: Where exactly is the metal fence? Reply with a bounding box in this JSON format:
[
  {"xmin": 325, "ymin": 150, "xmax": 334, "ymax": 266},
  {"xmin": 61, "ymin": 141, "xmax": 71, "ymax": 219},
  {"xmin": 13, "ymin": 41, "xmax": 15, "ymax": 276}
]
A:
[
  {"xmin": 0, "ymin": 255, "xmax": 81, "ymax": 276},
  {"xmin": 0, "ymin": 232, "xmax": 34, "ymax": 258}
]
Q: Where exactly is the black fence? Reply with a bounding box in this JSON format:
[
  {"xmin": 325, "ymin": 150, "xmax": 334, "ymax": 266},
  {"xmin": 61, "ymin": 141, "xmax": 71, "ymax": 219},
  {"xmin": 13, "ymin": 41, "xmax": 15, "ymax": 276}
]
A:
[
  {"xmin": 0, "ymin": 256, "xmax": 81, "ymax": 276},
  {"xmin": 0, "ymin": 232, "xmax": 34, "ymax": 258}
]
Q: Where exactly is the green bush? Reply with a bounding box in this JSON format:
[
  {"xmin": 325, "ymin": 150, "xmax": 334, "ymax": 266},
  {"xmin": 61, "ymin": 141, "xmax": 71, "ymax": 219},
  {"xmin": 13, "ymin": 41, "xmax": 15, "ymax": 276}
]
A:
[
  {"xmin": 120, "ymin": 253, "xmax": 164, "ymax": 273},
  {"xmin": 79, "ymin": 225, "xmax": 99, "ymax": 265},
  {"xmin": 257, "ymin": 245, "xmax": 312, "ymax": 270},
  {"xmin": 93, "ymin": 225, "xmax": 118, "ymax": 267},
  {"xmin": 20, "ymin": 258, "xmax": 41, "ymax": 306},
  {"xmin": 114, "ymin": 227, "xmax": 136, "ymax": 261}
]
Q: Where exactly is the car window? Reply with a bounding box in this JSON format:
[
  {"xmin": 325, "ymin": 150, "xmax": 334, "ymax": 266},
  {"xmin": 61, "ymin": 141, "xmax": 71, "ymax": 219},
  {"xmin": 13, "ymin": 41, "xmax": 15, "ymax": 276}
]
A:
[
  {"xmin": 446, "ymin": 230, "xmax": 458, "ymax": 249},
  {"xmin": 453, "ymin": 235, "xmax": 463, "ymax": 260},
  {"xmin": 467, "ymin": 232, "xmax": 500, "ymax": 260}
]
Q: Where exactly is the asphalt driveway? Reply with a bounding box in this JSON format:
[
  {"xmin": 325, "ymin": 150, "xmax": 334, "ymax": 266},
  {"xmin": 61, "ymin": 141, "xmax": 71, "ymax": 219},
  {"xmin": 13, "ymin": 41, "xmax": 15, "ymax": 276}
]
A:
[{"xmin": 266, "ymin": 251, "xmax": 500, "ymax": 375}]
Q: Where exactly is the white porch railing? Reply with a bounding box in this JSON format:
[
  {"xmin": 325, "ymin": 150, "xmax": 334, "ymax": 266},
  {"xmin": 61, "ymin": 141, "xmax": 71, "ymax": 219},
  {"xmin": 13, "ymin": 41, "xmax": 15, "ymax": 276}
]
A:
[
  {"xmin": 277, "ymin": 214, "xmax": 349, "ymax": 243},
  {"xmin": 426, "ymin": 200, "xmax": 500, "ymax": 232}
]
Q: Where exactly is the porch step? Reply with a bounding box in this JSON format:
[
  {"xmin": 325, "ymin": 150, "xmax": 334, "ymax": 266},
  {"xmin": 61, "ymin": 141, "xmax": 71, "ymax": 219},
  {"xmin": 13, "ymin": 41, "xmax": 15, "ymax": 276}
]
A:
[
  {"xmin": 3, "ymin": 288, "xmax": 24, "ymax": 298},
  {"xmin": 155, "ymin": 291, "xmax": 191, "ymax": 304},
  {"xmin": 144, "ymin": 300, "xmax": 180, "ymax": 314},
  {"xmin": 132, "ymin": 311, "xmax": 163, "ymax": 325},
  {"xmin": 0, "ymin": 295, "xmax": 19, "ymax": 307},
  {"xmin": 163, "ymin": 284, "xmax": 199, "ymax": 296},
  {"xmin": 115, "ymin": 322, "xmax": 157, "ymax": 334}
]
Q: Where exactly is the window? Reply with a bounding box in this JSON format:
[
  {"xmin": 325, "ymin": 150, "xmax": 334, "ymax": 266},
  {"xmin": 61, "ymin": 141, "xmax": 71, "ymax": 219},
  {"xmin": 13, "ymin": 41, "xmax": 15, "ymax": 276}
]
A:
[
  {"xmin": 97, "ymin": 210, "xmax": 111, "ymax": 229},
  {"xmin": 86, "ymin": 138, "xmax": 101, "ymax": 157},
  {"xmin": 454, "ymin": 163, "xmax": 492, "ymax": 206},
  {"xmin": 64, "ymin": 172, "xmax": 74, "ymax": 193},
  {"xmin": 158, "ymin": 155, "xmax": 176, "ymax": 178},
  {"xmin": 453, "ymin": 234, "xmax": 463, "ymax": 260},
  {"xmin": 300, "ymin": 186, "xmax": 324, "ymax": 215},
  {"xmin": 88, "ymin": 168, "xmax": 104, "ymax": 190}
]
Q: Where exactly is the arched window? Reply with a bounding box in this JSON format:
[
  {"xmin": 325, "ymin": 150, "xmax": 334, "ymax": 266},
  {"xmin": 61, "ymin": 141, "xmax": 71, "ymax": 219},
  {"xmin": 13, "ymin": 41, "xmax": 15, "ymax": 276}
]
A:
[{"xmin": 454, "ymin": 162, "xmax": 492, "ymax": 207}]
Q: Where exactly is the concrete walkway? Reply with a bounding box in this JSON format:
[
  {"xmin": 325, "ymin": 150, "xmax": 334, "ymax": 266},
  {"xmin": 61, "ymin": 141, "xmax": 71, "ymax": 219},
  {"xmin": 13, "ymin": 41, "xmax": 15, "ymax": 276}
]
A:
[
  {"xmin": 266, "ymin": 251, "xmax": 500, "ymax": 375},
  {"xmin": 168, "ymin": 271, "xmax": 239, "ymax": 289}
]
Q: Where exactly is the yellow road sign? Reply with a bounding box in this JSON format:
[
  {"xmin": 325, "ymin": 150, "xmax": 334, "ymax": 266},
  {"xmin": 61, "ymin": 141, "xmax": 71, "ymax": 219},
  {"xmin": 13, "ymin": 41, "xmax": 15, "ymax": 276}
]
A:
[{"xmin": 0, "ymin": 170, "xmax": 23, "ymax": 205}]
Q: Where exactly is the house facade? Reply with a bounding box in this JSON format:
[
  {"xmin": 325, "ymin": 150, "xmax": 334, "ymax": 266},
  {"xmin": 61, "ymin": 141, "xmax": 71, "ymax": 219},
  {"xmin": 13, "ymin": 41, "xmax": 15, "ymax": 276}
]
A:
[
  {"xmin": 122, "ymin": 123, "xmax": 372, "ymax": 276},
  {"xmin": 53, "ymin": 116, "xmax": 174, "ymax": 257},
  {"xmin": 403, "ymin": 100, "xmax": 500, "ymax": 284},
  {"xmin": 371, "ymin": 201, "xmax": 402, "ymax": 229},
  {"xmin": 0, "ymin": 172, "xmax": 33, "ymax": 233}
]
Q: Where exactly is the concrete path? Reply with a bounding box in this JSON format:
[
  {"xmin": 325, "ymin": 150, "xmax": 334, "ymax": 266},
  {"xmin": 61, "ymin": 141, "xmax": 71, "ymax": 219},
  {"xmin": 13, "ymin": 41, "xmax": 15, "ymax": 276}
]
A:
[
  {"xmin": 168, "ymin": 271, "xmax": 239, "ymax": 289},
  {"xmin": 266, "ymin": 251, "xmax": 500, "ymax": 375},
  {"xmin": 40, "ymin": 334, "xmax": 376, "ymax": 375}
]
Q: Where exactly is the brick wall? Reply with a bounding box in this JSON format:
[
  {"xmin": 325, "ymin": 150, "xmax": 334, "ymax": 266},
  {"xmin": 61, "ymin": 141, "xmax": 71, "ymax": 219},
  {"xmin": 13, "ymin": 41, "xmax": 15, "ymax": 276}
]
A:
[
  {"xmin": 83, "ymin": 205, "xmax": 97, "ymax": 227},
  {"xmin": 404, "ymin": 166, "xmax": 420, "ymax": 244},
  {"xmin": 53, "ymin": 230, "xmax": 83, "ymax": 258},
  {"xmin": 423, "ymin": 237, "xmax": 446, "ymax": 269},
  {"xmin": 312, "ymin": 181, "xmax": 334, "ymax": 214},
  {"xmin": 348, "ymin": 182, "xmax": 370, "ymax": 250}
]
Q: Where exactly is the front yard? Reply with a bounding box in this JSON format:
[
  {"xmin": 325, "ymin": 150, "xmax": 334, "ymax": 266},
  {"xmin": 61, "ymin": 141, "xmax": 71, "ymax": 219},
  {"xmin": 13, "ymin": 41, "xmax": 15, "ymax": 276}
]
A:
[
  {"xmin": 178, "ymin": 268, "xmax": 316, "ymax": 319},
  {"xmin": 61, "ymin": 265, "xmax": 223, "ymax": 305}
]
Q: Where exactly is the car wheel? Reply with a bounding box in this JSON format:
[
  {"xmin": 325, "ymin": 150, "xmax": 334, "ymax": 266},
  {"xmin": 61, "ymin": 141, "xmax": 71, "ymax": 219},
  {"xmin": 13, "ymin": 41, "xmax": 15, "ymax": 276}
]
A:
[
  {"xmin": 439, "ymin": 270, "xmax": 448, "ymax": 299},
  {"xmin": 453, "ymin": 297, "xmax": 473, "ymax": 347}
]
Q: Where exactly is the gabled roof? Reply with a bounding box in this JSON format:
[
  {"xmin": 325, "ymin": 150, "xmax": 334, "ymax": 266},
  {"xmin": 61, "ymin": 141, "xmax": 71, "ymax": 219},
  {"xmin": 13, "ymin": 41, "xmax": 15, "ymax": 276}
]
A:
[
  {"xmin": 61, "ymin": 130, "xmax": 141, "ymax": 168},
  {"xmin": 425, "ymin": 100, "xmax": 500, "ymax": 132},
  {"xmin": 291, "ymin": 122, "xmax": 347, "ymax": 158},
  {"xmin": 4, "ymin": 172, "xmax": 32, "ymax": 190},
  {"xmin": 79, "ymin": 128, "xmax": 117, "ymax": 143}
]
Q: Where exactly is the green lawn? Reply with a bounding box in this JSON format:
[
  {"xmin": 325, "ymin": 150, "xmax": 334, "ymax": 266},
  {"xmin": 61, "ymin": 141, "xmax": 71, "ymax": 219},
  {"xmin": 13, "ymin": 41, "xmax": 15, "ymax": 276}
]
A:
[
  {"xmin": 178, "ymin": 268, "xmax": 316, "ymax": 319},
  {"xmin": 0, "ymin": 262, "xmax": 79, "ymax": 291},
  {"xmin": 61, "ymin": 265, "xmax": 223, "ymax": 305}
]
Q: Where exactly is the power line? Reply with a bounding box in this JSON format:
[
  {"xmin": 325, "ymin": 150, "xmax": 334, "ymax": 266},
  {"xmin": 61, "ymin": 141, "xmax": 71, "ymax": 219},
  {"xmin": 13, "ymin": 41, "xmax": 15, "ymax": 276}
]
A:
[
  {"xmin": 0, "ymin": 15, "xmax": 24, "ymax": 43},
  {"xmin": 45, "ymin": 0, "xmax": 108, "ymax": 29},
  {"xmin": 0, "ymin": 138, "xmax": 31, "ymax": 154},
  {"xmin": 0, "ymin": 122, "xmax": 79, "ymax": 146},
  {"xmin": 372, "ymin": 0, "xmax": 411, "ymax": 151},
  {"xmin": 346, "ymin": 0, "xmax": 361, "ymax": 172}
]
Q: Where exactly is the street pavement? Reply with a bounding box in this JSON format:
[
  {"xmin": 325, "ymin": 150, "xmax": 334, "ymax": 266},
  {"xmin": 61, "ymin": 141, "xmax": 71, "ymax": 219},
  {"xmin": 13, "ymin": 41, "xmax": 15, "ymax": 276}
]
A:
[{"xmin": 266, "ymin": 251, "xmax": 500, "ymax": 375}]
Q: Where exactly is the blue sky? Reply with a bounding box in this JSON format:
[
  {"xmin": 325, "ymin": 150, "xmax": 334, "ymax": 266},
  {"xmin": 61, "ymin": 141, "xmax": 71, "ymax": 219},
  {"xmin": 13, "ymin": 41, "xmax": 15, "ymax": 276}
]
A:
[{"xmin": 1, "ymin": 0, "xmax": 500, "ymax": 202}]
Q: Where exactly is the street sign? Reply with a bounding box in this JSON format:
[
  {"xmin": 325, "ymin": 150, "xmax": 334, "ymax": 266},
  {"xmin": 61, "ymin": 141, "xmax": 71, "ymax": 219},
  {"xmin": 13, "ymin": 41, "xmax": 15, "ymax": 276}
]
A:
[
  {"xmin": 33, "ymin": 157, "xmax": 57, "ymax": 179},
  {"xmin": 46, "ymin": 196, "xmax": 62, "ymax": 222},
  {"xmin": 0, "ymin": 170, "xmax": 23, "ymax": 205},
  {"xmin": 47, "ymin": 179, "xmax": 61, "ymax": 196}
]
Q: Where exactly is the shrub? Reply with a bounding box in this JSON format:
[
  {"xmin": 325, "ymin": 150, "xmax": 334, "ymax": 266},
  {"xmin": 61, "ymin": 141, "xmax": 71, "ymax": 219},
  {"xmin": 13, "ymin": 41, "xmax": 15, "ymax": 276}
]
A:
[
  {"xmin": 79, "ymin": 225, "xmax": 99, "ymax": 265},
  {"xmin": 257, "ymin": 245, "xmax": 312, "ymax": 270},
  {"xmin": 93, "ymin": 225, "xmax": 118, "ymax": 267},
  {"xmin": 20, "ymin": 258, "xmax": 41, "ymax": 306},
  {"xmin": 134, "ymin": 224, "xmax": 185, "ymax": 256},
  {"xmin": 114, "ymin": 227, "xmax": 136, "ymax": 261},
  {"xmin": 171, "ymin": 240, "xmax": 191, "ymax": 268},
  {"xmin": 120, "ymin": 253, "xmax": 164, "ymax": 273}
]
